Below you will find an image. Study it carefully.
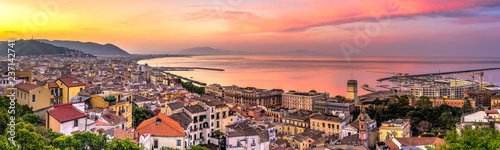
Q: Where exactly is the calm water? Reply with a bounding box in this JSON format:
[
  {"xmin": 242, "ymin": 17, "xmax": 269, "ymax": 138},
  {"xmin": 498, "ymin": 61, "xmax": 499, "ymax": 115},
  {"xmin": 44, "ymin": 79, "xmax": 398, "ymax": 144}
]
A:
[{"xmin": 139, "ymin": 55, "xmax": 500, "ymax": 96}]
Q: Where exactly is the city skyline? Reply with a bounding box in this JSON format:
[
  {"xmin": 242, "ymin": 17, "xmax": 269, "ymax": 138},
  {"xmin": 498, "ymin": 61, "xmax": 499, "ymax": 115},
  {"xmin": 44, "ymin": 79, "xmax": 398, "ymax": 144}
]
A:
[{"xmin": 1, "ymin": 0, "xmax": 500, "ymax": 56}]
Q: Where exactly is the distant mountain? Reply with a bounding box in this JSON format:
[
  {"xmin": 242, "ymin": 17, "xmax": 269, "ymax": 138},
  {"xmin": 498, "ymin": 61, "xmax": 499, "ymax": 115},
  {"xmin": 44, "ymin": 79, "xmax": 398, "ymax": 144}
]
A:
[
  {"xmin": 175, "ymin": 47, "xmax": 326, "ymax": 56},
  {"xmin": 37, "ymin": 39, "xmax": 130, "ymax": 55},
  {"xmin": 0, "ymin": 40, "xmax": 94, "ymax": 57},
  {"xmin": 271, "ymin": 49, "xmax": 325, "ymax": 56},
  {"xmin": 176, "ymin": 47, "xmax": 251, "ymax": 55}
]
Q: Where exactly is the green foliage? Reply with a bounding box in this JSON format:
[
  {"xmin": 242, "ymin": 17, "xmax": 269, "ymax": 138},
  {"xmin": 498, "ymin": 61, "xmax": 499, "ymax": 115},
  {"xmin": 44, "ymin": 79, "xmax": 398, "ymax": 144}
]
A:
[
  {"xmin": 188, "ymin": 145, "xmax": 210, "ymax": 150},
  {"xmin": 0, "ymin": 135, "xmax": 16, "ymax": 150},
  {"xmin": 161, "ymin": 147, "xmax": 181, "ymax": 150},
  {"xmin": 365, "ymin": 95, "xmax": 466, "ymax": 135},
  {"xmin": 17, "ymin": 128, "xmax": 55, "ymax": 150},
  {"xmin": 415, "ymin": 96, "xmax": 433, "ymax": 108},
  {"xmin": 437, "ymin": 127, "xmax": 500, "ymax": 150},
  {"xmin": 265, "ymin": 105, "xmax": 276, "ymax": 108},
  {"xmin": 106, "ymin": 137, "xmax": 143, "ymax": 150},
  {"xmin": 73, "ymin": 132, "xmax": 108, "ymax": 150},
  {"xmin": 52, "ymin": 135, "xmax": 84, "ymax": 150},
  {"xmin": 21, "ymin": 113, "xmax": 40, "ymax": 125},
  {"xmin": 132, "ymin": 102, "xmax": 156, "ymax": 128},
  {"xmin": 177, "ymin": 78, "xmax": 205, "ymax": 95}
]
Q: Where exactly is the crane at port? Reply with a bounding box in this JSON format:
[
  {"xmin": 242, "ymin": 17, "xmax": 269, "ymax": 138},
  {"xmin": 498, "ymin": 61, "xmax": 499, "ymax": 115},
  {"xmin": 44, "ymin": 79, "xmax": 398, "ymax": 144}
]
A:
[
  {"xmin": 367, "ymin": 70, "xmax": 409, "ymax": 96},
  {"xmin": 454, "ymin": 71, "xmax": 485, "ymax": 91}
]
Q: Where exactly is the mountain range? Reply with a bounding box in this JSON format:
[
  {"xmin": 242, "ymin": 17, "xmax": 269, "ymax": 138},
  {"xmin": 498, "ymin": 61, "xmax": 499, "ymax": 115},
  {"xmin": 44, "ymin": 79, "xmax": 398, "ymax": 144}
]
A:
[
  {"xmin": 174, "ymin": 47, "xmax": 326, "ymax": 56},
  {"xmin": 0, "ymin": 40, "xmax": 93, "ymax": 57},
  {"xmin": 37, "ymin": 39, "xmax": 130, "ymax": 55}
]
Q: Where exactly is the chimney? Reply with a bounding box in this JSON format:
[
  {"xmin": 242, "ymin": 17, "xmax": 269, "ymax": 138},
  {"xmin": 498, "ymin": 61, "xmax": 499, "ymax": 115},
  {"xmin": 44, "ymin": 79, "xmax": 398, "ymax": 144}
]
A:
[{"xmin": 155, "ymin": 117, "xmax": 161, "ymax": 125}]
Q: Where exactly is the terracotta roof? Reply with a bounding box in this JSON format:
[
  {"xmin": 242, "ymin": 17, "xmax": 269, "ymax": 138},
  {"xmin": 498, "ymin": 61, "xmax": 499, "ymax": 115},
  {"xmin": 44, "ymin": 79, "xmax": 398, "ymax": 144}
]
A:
[
  {"xmin": 15, "ymin": 82, "xmax": 41, "ymax": 92},
  {"xmin": 485, "ymin": 110, "xmax": 499, "ymax": 114},
  {"xmin": 59, "ymin": 77, "xmax": 85, "ymax": 87},
  {"xmin": 113, "ymin": 128, "xmax": 137, "ymax": 141},
  {"xmin": 385, "ymin": 140, "xmax": 400, "ymax": 150},
  {"xmin": 169, "ymin": 112, "xmax": 192, "ymax": 130},
  {"xmin": 48, "ymin": 103, "xmax": 87, "ymax": 122},
  {"xmin": 47, "ymin": 82, "xmax": 59, "ymax": 88},
  {"xmin": 95, "ymin": 121, "xmax": 113, "ymax": 126},
  {"xmin": 394, "ymin": 137, "xmax": 445, "ymax": 147},
  {"xmin": 136, "ymin": 113, "xmax": 185, "ymax": 137},
  {"xmin": 185, "ymin": 105, "xmax": 205, "ymax": 114}
]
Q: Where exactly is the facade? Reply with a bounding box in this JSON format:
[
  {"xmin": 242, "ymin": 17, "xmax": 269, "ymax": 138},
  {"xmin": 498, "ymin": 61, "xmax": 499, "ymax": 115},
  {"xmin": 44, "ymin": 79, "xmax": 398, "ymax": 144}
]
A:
[
  {"xmin": 205, "ymin": 84, "xmax": 224, "ymax": 97},
  {"xmin": 89, "ymin": 91, "xmax": 133, "ymax": 128},
  {"xmin": 44, "ymin": 81, "xmax": 63, "ymax": 104},
  {"xmin": 432, "ymin": 98, "xmax": 476, "ymax": 108},
  {"xmin": 226, "ymin": 121, "xmax": 270, "ymax": 150},
  {"xmin": 309, "ymin": 114, "xmax": 351, "ymax": 137},
  {"xmin": 282, "ymin": 90, "xmax": 328, "ymax": 111},
  {"xmin": 265, "ymin": 108, "xmax": 287, "ymax": 123},
  {"xmin": 276, "ymin": 110, "xmax": 317, "ymax": 135},
  {"xmin": 55, "ymin": 77, "xmax": 86, "ymax": 103},
  {"xmin": 464, "ymin": 90, "xmax": 496, "ymax": 107},
  {"xmin": 136, "ymin": 113, "xmax": 186, "ymax": 149},
  {"xmin": 384, "ymin": 137, "xmax": 445, "ymax": 150},
  {"xmin": 174, "ymin": 100, "xmax": 233, "ymax": 148},
  {"xmin": 341, "ymin": 113, "xmax": 377, "ymax": 147},
  {"xmin": 162, "ymin": 102, "xmax": 184, "ymax": 116},
  {"xmin": 10, "ymin": 82, "xmax": 52, "ymax": 112},
  {"xmin": 313, "ymin": 100, "xmax": 355, "ymax": 113},
  {"xmin": 46, "ymin": 103, "xmax": 88, "ymax": 135},
  {"xmin": 347, "ymin": 80, "xmax": 358, "ymax": 105},
  {"xmin": 492, "ymin": 95, "xmax": 500, "ymax": 106},
  {"xmin": 224, "ymin": 86, "xmax": 283, "ymax": 107},
  {"xmin": 379, "ymin": 119, "xmax": 411, "ymax": 142},
  {"xmin": 410, "ymin": 85, "xmax": 475, "ymax": 99}
]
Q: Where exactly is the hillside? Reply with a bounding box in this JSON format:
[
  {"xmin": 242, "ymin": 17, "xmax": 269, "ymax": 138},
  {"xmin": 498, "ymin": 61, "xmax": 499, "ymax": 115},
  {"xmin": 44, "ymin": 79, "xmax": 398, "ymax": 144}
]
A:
[
  {"xmin": 38, "ymin": 39, "xmax": 130, "ymax": 55},
  {"xmin": 0, "ymin": 40, "xmax": 93, "ymax": 57}
]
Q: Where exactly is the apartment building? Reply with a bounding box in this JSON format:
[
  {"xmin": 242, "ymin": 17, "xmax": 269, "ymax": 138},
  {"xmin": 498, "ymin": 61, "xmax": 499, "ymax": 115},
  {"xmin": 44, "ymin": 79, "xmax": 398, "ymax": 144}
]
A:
[
  {"xmin": 224, "ymin": 86, "xmax": 283, "ymax": 107},
  {"xmin": 379, "ymin": 119, "xmax": 411, "ymax": 142},
  {"xmin": 282, "ymin": 90, "xmax": 329, "ymax": 111}
]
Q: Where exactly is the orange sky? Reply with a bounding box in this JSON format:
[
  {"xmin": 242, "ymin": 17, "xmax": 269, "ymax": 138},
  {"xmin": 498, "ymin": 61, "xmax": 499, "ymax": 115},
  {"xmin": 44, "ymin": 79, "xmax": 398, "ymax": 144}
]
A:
[{"xmin": 2, "ymin": 0, "xmax": 500, "ymax": 56}]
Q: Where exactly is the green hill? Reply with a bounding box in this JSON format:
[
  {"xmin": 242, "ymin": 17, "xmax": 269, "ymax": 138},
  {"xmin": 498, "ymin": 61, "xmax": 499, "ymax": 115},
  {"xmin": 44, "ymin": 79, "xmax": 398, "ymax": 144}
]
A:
[{"xmin": 0, "ymin": 40, "xmax": 94, "ymax": 57}]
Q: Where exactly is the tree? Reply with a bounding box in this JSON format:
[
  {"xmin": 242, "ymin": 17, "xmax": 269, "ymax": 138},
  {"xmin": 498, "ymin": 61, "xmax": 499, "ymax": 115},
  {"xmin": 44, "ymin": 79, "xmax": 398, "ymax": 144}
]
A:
[
  {"xmin": 417, "ymin": 121, "xmax": 432, "ymax": 133},
  {"xmin": 397, "ymin": 95, "xmax": 410, "ymax": 106},
  {"xmin": 0, "ymin": 135, "xmax": 16, "ymax": 150},
  {"xmin": 21, "ymin": 113, "xmax": 40, "ymax": 125},
  {"xmin": 52, "ymin": 135, "xmax": 84, "ymax": 150},
  {"xmin": 73, "ymin": 132, "xmax": 108, "ymax": 150},
  {"xmin": 188, "ymin": 145, "xmax": 210, "ymax": 150},
  {"xmin": 433, "ymin": 127, "xmax": 500, "ymax": 150},
  {"xmin": 415, "ymin": 96, "xmax": 432, "ymax": 108},
  {"xmin": 132, "ymin": 102, "xmax": 156, "ymax": 127},
  {"xmin": 106, "ymin": 137, "xmax": 143, "ymax": 150},
  {"xmin": 161, "ymin": 147, "xmax": 181, "ymax": 150},
  {"xmin": 16, "ymin": 128, "xmax": 55, "ymax": 150}
]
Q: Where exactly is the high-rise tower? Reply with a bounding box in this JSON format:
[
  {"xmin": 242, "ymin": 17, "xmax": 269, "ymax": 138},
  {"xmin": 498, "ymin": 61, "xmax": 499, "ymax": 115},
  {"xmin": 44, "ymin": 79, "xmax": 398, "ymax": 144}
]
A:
[{"xmin": 347, "ymin": 80, "xmax": 358, "ymax": 105}]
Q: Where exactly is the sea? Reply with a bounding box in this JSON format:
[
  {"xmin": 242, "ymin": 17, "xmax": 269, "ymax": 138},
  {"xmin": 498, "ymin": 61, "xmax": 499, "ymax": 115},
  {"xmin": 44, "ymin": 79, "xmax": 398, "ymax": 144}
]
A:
[{"xmin": 138, "ymin": 55, "xmax": 500, "ymax": 96}]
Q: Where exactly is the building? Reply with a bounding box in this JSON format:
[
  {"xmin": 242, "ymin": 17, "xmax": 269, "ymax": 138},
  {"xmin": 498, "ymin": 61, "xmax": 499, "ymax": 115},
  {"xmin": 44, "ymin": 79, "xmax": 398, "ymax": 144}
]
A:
[
  {"xmin": 384, "ymin": 137, "xmax": 445, "ymax": 150},
  {"xmin": 347, "ymin": 80, "xmax": 358, "ymax": 105},
  {"xmin": 205, "ymin": 84, "xmax": 224, "ymax": 97},
  {"xmin": 432, "ymin": 98, "xmax": 476, "ymax": 108},
  {"xmin": 89, "ymin": 91, "xmax": 133, "ymax": 128},
  {"xmin": 492, "ymin": 95, "xmax": 500, "ymax": 106},
  {"xmin": 46, "ymin": 103, "xmax": 88, "ymax": 135},
  {"xmin": 224, "ymin": 86, "xmax": 283, "ymax": 107},
  {"xmin": 309, "ymin": 113, "xmax": 351, "ymax": 137},
  {"xmin": 455, "ymin": 110, "xmax": 500, "ymax": 134},
  {"xmin": 282, "ymin": 90, "xmax": 329, "ymax": 111},
  {"xmin": 136, "ymin": 113, "xmax": 186, "ymax": 149},
  {"xmin": 465, "ymin": 90, "xmax": 496, "ymax": 107},
  {"xmin": 55, "ymin": 77, "xmax": 86, "ymax": 103},
  {"xmin": 276, "ymin": 110, "xmax": 317, "ymax": 135},
  {"xmin": 162, "ymin": 102, "xmax": 184, "ymax": 116},
  {"xmin": 410, "ymin": 85, "xmax": 475, "ymax": 99},
  {"xmin": 341, "ymin": 113, "xmax": 377, "ymax": 147},
  {"xmin": 170, "ymin": 100, "xmax": 233, "ymax": 148},
  {"xmin": 7, "ymin": 82, "xmax": 52, "ymax": 119},
  {"xmin": 104, "ymin": 128, "xmax": 151, "ymax": 150},
  {"xmin": 379, "ymin": 119, "xmax": 411, "ymax": 142},
  {"xmin": 226, "ymin": 121, "xmax": 270, "ymax": 150},
  {"xmin": 313, "ymin": 100, "xmax": 355, "ymax": 114},
  {"xmin": 44, "ymin": 81, "xmax": 63, "ymax": 104},
  {"xmin": 265, "ymin": 108, "xmax": 287, "ymax": 123}
]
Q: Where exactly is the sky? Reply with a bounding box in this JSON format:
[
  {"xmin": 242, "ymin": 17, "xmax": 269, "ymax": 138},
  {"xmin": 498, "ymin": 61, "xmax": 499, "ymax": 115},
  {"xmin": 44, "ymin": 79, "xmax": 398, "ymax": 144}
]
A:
[{"xmin": 1, "ymin": 0, "xmax": 500, "ymax": 56}]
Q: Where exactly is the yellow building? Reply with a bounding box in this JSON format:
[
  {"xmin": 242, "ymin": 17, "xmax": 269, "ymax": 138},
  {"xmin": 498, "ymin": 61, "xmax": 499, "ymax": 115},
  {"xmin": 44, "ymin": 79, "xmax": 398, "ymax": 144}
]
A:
[
  {"xmin": 55, "ymin": 77, "xmax": 86, "ymax": 104},
  {"xmin": 5, "ymin": 82, "xmax": 52, "ymax": 119},
  {"xmin": 492, "ymin": 96, "xmax": 500, "ymax": 106},
  {"xmin": 379, "ymin": 119, "xmax": 411, "ymax": 142},
  {"xmin": 309, "ymin": 114, "xmax": 350, "ymax": 136},
  {"xmin": 44, "ymin": 81, "xmax": 63, "ymax": 104},
  {"xmin": 277, "ymin": 112, "xmax": 310, "ymax": 135},
  {"xmin": 89, "ymin": 91, "xmax": 133, "ymax": 128}
]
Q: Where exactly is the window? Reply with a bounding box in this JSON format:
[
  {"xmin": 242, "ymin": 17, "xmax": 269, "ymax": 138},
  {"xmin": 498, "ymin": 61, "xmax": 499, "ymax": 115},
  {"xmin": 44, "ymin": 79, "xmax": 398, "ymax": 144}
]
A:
[
  {"xmin": 177, "ymin": 140, "xmax": 181, "ymax": 146},
  {"xmin": 74, "ymin": 120, "xmax": 78, "ymax": 127},
  {"xmin": 251, "ymin": 139, "xmax": 256, "ymax": 146},
  {"xmin": 32, "ymin": 94, "xmax": 36, "ymax": 103},
  {"xmin": 237, "ymin": 141, "xmax": 241, "ymax": 147},
  {"xmin": 211, "ymin": 115, "xmax": 214, "ymax": 119},
  {"xmin": 217, "ymin": 121, "xmax": 220, "ymax": 128},
  {"xmin": 24, "ymin": 93, "xmax": 26, "ymax": 100},
  {"xmin": 211, "ymin": 122, "xmax": 214, "ymax": 127},
  {"xmin": 154, "ymin": 139, "xmax": 158, "ymax": 148},
  {"xmin": 212, "ymin": 108, "xmax": 214, "ymax": 113},
  {"xmin": 322, "ymin": 122, "xmax": 325, "ymax": 127},
  {"xmin": 337, "ymin": 125, "xmax": 339, "ymax": 129}
]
